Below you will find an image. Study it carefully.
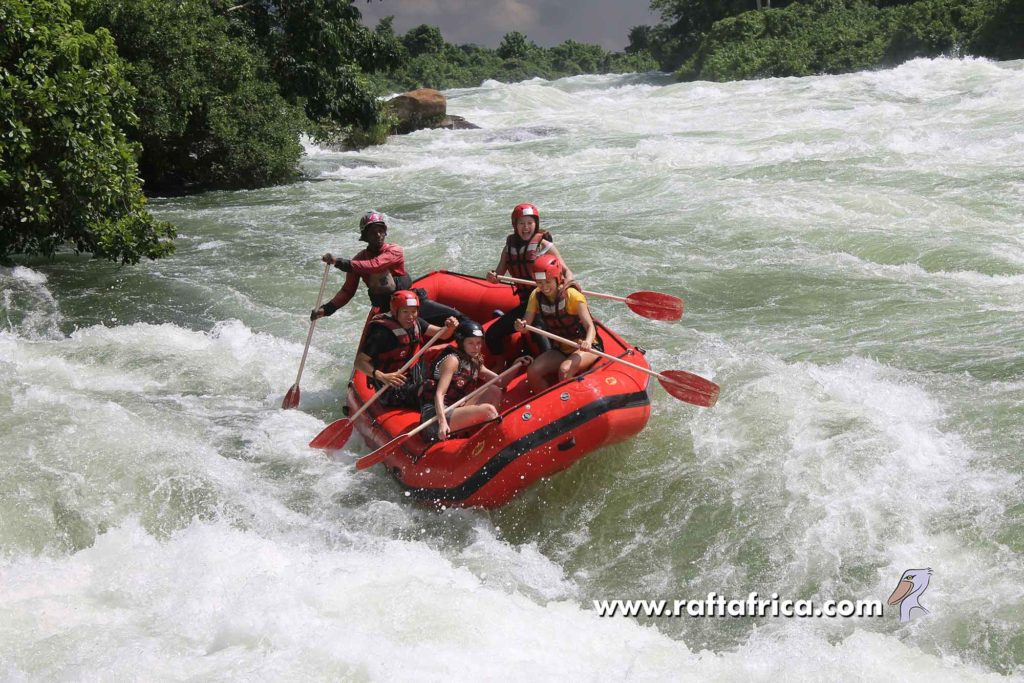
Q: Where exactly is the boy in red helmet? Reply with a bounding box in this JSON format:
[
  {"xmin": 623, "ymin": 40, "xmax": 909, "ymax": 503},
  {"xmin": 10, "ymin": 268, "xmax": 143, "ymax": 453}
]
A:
[
  {"xmin": 354, "ymin": 289, "xmax": 458, "ymax": 409},
  {"xmin": 485, "ymin": 203, "xmax": 574, "ymax": 361},
  {"xmin": 514, "ymin": 254, "xmax": 602, "ymax": 391},
  {"xmin": 311, "ymin": 211, "xmax": 465, "ymax": 326}
]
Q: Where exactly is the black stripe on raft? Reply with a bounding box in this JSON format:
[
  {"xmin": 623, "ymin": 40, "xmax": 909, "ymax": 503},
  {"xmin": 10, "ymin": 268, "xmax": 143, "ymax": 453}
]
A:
[{"xmin": 396, "ymin": 390, "xmax": 650, "ymax": 502}]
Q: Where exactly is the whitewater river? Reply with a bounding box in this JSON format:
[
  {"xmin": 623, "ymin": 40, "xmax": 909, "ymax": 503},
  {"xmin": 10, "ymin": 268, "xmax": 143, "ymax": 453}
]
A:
[{"xmin": 2, "ymin": 57, "xmax": 1022, "ymax": 679}]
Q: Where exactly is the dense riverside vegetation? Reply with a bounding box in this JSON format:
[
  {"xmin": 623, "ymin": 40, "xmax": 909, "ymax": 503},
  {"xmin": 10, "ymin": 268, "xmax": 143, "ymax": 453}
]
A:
[
  {"xmin": 1, "ymin": 0, "xmax": 651, "ymax": 262},
  {"xmin": 2, "ymin": 0, "xmax": 1020, "ymax": 262},
  {"xmin": 374, "ymin": 23, "xmax": 657, "ymax": 92},
  {"xmin": 637, "ymin": 0, "xmax": 1023, "ymax": 81},
  {"xmin": 1, "ymin": 0, "xmax": 174, "ymax": 264}
]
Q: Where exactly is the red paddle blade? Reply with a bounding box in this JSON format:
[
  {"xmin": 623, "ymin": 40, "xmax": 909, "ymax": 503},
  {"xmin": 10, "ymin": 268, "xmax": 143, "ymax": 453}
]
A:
[
  {"xmin": 626, "ymin": 292, "xmax": 684, "ymax": 321},
  {"xmin": 356, "ymin": 434, "xmax": 410, "ymax": 470},
  {"xmin": 309, "ymin": 418, "xmax": 354, "ymax": 450},
  {"xmin": 657, "ymin": 370, "xmax": 719, "ymax": 407},
  {"xmin": 281, "ymin": 384, "xmax": 301, "ymax": 410}
]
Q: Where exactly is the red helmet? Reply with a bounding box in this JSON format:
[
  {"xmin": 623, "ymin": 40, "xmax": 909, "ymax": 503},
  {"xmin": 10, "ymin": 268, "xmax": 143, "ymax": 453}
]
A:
[
  {"xmin": 532, "ymin": 254, "xmax": 562, "ymax": 283},
  {"xmin": 359, "ymin": 211, "xmax": 387, "ymax": 239},
  {"xmin": 389, "ymin": 289, "xmax": 420, "ymax": 316},
  {"xmin": 511, "ymin": 203, "xmax": 539, "ymax": 230}
]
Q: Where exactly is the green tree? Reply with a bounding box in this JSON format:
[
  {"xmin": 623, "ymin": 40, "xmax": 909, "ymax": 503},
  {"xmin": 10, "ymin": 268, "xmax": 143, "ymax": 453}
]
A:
[
  {"xmin": 78, "ymin": 0, "xmax": 306, "ymax": 192},
  {"xmin": 403, "ymin": 24, "xmax": 445, "ymax": 57},
  {"xmin": 550, "ymin": 40, "xmax": 607, "ymax": 73},
  {"xmin": 626, "ymin": 25, "xmax": 654, "ymax": 54},
  {"xmin": 497, "ymin": 31, "xmax": 537, "ymax": 60},
  {"xmin": 376, "ymin": 25, "xmax": 655, "ymax": 93},
  {"xmin": 649, "ymin": 0, "xmax": 798, "ymax": 68},
  {"xmin": 650, "ymin": 0, "xmax": 1022, "ymax": 79},
  {"xmin": 0, "ymin": 0, "xmax": 174, "ymax": 263},
  {"xmin": 230, "ymin": 0, "xmax": 404, "ymax": 142},
  {"xmin": 962, "ymin": 0, "xmax": 1023, "ymax": 60}
]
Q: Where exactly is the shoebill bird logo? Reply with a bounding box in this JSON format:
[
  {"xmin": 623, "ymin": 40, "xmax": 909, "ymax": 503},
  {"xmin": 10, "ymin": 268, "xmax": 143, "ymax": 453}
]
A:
[{"xmin": 888, "ymin": 568, "xmax": 932, "ymax": 622}]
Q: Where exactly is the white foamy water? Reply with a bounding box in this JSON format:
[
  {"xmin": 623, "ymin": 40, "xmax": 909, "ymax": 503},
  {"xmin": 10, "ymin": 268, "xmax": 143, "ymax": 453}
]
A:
[{"xmin": 2, "ymin": 58, "xmax": 1023, "ymax": 679}]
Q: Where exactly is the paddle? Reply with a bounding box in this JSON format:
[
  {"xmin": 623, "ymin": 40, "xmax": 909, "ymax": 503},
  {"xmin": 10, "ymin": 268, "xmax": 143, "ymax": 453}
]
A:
[
  {"xmin": 522, "ymin": 324, "xmax": 719, "ymax": 408},
  {"xmin": 497, "ymin": 275, "xmax": 683, "ymax": 321},
  {"xmin": 355, "ymin": 358, "xmax": 529, "ymax": 471},
  {"xmin": 308, "ymin": 326, "xmax": 451, "ymax": 450},
  {"xmin": 282, "ymin": 262, "xmax": 332, "ymax": 409}
]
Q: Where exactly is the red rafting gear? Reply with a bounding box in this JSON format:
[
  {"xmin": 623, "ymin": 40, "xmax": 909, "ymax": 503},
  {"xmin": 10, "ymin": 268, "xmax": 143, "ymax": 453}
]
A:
[
  {"xmin": 510, "ymin": 203, "xmax": 539, "ymax": 228},
  {"xmin": 389, "ymin": 289, "xmax": 420, "ymax": 316},
  {"xmin": 345, "ymin": 271, "xmax": 653, "ymax": 509},
  {"xmin": 368, "ymin": 313, "xmax": 423, "ymax": 372}
]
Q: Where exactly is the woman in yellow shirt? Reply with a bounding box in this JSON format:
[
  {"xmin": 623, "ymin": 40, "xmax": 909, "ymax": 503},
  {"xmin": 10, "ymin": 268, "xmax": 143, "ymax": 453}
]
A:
[{"xmin": 514, "ymin": 254, "xmax": 602, "ymax": 391}]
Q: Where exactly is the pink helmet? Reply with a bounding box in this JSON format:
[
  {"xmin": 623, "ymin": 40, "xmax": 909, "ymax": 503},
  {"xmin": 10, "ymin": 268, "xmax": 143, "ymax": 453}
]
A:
[
  {"xmin": 532, "ymin": 254, "xmax": 562, "ymax": 283},
  {"xmin": 511, "ymin": 203, "xmax": 539, "ymax": 230},
  {"xmin": 389, "ymin": 289, "xmax": 420, "ymax": 316}
]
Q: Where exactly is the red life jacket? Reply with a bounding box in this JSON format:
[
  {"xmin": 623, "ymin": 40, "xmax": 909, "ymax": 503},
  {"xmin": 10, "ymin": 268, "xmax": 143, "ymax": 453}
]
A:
[
  {"xmin": 421, "ymin": 347, "xmax": 481, "ymax": 405},
  {"xmin": 369, "ymin": 313, "xmax": 423, "ymax": 372},
  {"xmin": 506, "ymin": 231, "xmax": 551, "ymax": 298},
  {"xmin": 537, "ymin": 289, "xmax": 586, "ymax": 341}
]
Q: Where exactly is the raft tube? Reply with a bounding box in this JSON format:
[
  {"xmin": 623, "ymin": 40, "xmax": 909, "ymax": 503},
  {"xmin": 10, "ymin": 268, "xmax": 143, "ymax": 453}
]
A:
[{"xmin": 347, "ymin": 271, "xmax": 652, "ymax": 508}]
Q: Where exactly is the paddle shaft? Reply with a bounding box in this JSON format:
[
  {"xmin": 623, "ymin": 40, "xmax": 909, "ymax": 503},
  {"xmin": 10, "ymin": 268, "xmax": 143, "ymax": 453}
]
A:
[
  {"xmin": 402, "ymin": 358, "xmax": 527, "ymax": 439},
  {"xmin": 498, "ymin": 275, "xmax": 645, "ymax": 306},
  {"xmin": 524, "ymin": 324, "xmax": 689, "ymax": 386},
  {"xmin": 356, "ymin": 359, "xmax": 527, "ymax": 468},
  {"xmin": 293, "ymin": 262, "xmax": 332, "ymax": 386},
  {"xmin": 495, "ymin": 272, "xmax": 679, "ymax": 307},
  {"xmin": 347, "ymin": 325, "xmax": 450, "ymax": 424}
]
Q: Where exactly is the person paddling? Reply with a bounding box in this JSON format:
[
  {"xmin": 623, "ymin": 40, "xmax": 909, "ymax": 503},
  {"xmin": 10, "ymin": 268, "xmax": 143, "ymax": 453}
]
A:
[
  {"xmin": 514, "ymin": 254, "xmax": 602, "ymax": 392},
  {"xmin": 420, "ymin": 320, "xmax": 528, "ymax": 442},
  {"xmin": 312, "ymin": 211, "xmax": 464, "ymax": 325},
  {"xmin": 355, "ymin": 290, "xmax": 457, "ymax": 409},
  {"xmin": 485, "ymin": 203, "xmax": 574, "ymax": 360}
]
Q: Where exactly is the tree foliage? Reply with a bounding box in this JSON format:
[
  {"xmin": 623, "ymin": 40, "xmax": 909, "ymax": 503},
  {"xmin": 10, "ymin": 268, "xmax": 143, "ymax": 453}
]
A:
[
  {"xmin": 648, "ymin": 0, "xmax": 799, "ymax": 66},
  {"xmin": 0, "ymin": 0, "xmax": 174, "ymax": 263},
  {"xmin": 402, "ymin": 24, "xmax": 445, "ymax": 57},
  {"xmin": 229, "ymin": 0, "xmax": 404, "ymax": 138},
  {"xmin": 646, "ymin": 0, "xmax": 1024, "ymax": 81},
  {"xmin": 377, "ymin": 24, "xmax": 658, "ymax": 92},
  {"xmin": 497, "ymin": 31, "xmax": 538, "ymax": 60},
  {"xmin": 965, "ymin": 0, "xmax": 1024, "ymax": 59},
  {"xmin": 78, "ymin": 0, "xmax": 306, "ymax": 193}
]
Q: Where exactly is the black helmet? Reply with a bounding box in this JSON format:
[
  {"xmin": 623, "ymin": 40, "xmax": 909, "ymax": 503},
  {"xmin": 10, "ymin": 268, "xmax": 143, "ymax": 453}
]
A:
[
  {"xmin": 455, "ymin": 320, "xmax": 484, "ymax": 344},
  {"xmin": 359, "ymin": 211, "xmax": 387, "ymax": 240}
]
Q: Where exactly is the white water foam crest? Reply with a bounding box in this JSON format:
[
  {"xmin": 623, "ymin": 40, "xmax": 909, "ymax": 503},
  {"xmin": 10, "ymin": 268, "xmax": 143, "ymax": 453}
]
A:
[
  {"xmin": 0, "ymin": 265, "xmax": 63, "ymax": 340},
  {"xmin": 0, "ymin": 319, "xmax": 349, "ymax": 553},
  {"xmin": 47, "ymin": 320, "xmax": 335, "ymax": 403},
  {"xmin": 687, "ymin": 347, "xmax": 1021, "ymax": 634},
  {"xmin": 0, "ymin": 520, "xmax": 1003, "ymax": 682},
  {"xmin": 728, "ymin": 246, "xmax": 1024, "ymax": 293}
]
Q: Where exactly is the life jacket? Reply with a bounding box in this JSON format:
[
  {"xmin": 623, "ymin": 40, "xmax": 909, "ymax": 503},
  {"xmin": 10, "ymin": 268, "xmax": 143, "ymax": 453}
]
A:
[
  {"xmin": 537, "ymin": 289, "xmax": 586, "ymax": 341},
  {"xmin": 421, "ymin": 347, "xmax": 481, "ymax": 405},
  {"xmin": 368, "ymin": 313, "xmax": 423, "ymax": 373},
  {"xmin": 506, "ymin": 230, "xmax": 552, "ymax": 298}
]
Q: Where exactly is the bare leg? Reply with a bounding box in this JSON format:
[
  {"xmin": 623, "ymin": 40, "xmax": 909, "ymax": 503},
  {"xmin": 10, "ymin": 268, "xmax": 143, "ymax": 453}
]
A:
[
  {"xmin": 447, "ymin": 404, "xmax": 499, "ymax": 434},
  {"xmin": 526, "ymin": 349, "xmax": 567, "ymax": 392},
  {"xmin": 464, "ymin": 384, "xmax": 502, "ymax": 410},
  {"xmin": 558, "ymin": 350, "xmax": 600, "ymax": 380}
]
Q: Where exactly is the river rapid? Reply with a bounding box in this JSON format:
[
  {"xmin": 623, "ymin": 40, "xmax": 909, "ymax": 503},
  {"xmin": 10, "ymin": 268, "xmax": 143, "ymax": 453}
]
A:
[{"xmin": 2, "ymin": 57, "xmax": 1023, "ymax": 680}]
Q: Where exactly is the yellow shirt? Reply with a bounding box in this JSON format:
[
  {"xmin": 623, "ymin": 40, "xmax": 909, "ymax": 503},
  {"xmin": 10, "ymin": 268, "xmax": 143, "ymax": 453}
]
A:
[{"xmin": 526, "ymin": 287, "xmax": 589, "ymax": 353}]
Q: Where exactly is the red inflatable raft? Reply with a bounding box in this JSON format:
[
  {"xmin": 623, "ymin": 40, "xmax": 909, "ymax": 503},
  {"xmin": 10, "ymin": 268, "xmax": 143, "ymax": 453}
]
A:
[{"xmin": 346, "ymin": 271, "xmax": 652, "ymax": 508}]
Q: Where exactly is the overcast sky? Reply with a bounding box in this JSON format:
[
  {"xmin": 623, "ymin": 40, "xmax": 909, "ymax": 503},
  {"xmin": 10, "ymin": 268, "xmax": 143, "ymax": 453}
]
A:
[{"xmin": 357, "ymin": 1, "xmax": 662, "ymax": 51}]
